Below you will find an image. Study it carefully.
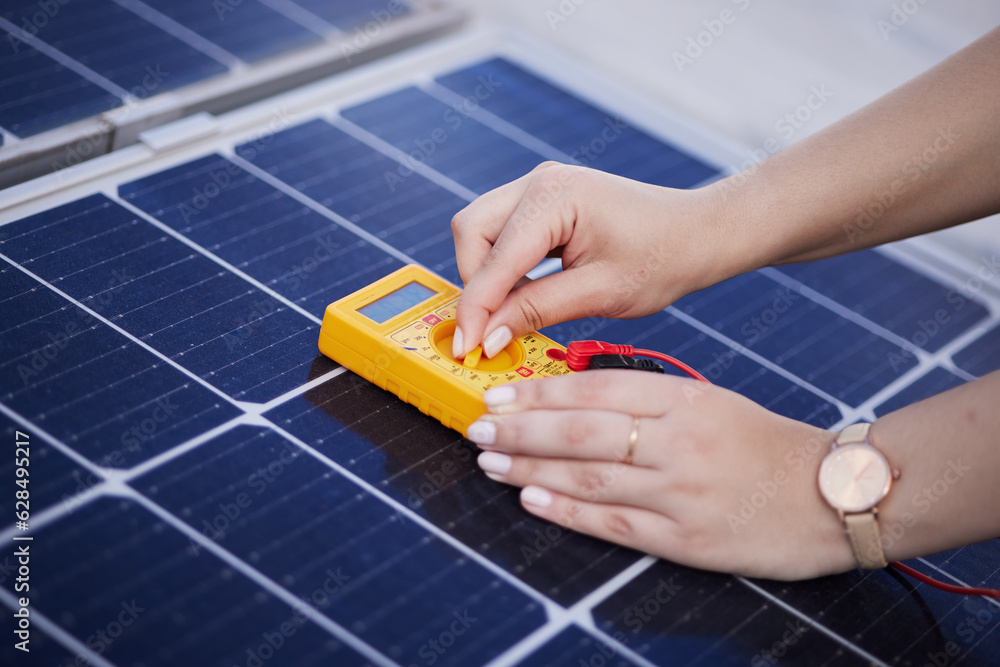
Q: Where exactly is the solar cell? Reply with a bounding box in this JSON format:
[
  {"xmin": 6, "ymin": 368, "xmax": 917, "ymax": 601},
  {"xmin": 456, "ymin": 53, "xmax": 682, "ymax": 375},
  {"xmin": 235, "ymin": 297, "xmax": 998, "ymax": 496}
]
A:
[
  {"xmin": 265, "ymin": 373, "xmax": 643, "ymax": 606},
  {"xmin": 514, "ymin": 625, "xmax": 643, "ymax": 667},
  {"xmin": 0, "ymin": 36, "xmax": 122, "ymax": 137},
  {"xmin": 138, "ymin": 0, "xmax": 323, "ymax": 63},
  {"xmin": 133, "ymin": 425, "xmax": 544, "ymax": 666},
  {"xmin": 0, "ymin": 195, "xmax": 321, "ymax": 403},
  {"xmin": 1, "ymin": 0, "xmax": 229, "ymax": 95},
  {"xmin": 0, "ymin": 261, "xmax": 240, "ymax": 467},
  {"xmin": 290, "ymin": 0, "xmax": 411, "ymax": 30},
  {"xmin": 435, "ymin": 57, "xmax": 721, "ymax": 188}
]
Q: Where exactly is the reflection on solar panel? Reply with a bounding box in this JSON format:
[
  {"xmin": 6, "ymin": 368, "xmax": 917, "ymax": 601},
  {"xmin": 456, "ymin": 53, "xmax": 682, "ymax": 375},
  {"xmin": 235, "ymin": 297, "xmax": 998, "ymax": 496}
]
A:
[{"xmin": 1, "ymin": 47, "xmax": 998, "ymax": 667}]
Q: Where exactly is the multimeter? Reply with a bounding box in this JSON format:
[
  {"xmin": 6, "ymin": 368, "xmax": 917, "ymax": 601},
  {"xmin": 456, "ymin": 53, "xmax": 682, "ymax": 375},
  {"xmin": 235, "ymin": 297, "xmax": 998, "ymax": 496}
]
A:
[{"xmin": 319, "ymin": 265, "xmax": 573, "ymax": 433}]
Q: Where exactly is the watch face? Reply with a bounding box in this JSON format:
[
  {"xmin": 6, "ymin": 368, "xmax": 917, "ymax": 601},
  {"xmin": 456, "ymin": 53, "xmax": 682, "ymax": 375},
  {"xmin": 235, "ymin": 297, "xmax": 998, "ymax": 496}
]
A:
[{"xmin": 818, "ymin": 444, "xmax": 892, "ymax": 513}]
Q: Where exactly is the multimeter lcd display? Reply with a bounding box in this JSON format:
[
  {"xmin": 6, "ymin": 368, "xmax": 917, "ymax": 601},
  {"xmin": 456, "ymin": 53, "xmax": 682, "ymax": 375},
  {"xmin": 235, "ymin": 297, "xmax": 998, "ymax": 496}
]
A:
[{"xmin": 357, "ymin": 281, "xmax": 437, "ymax": 324}]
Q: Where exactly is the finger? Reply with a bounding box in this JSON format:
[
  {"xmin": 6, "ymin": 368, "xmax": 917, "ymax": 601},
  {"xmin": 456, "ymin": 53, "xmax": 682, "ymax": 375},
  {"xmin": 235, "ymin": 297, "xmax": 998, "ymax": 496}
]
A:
[
  {"xmin": 468, "ymin": 410, "xmax": 648, "ymax": 464},
  {"xmin": 455, "ymin": 165, "xmax": 579, "ymax": 356},
  {"xmin": 478, "ymin": 262, "xmax": 612, "ymax": 356},
  {"xmin": 451, "ymin": 169, "xmax": 541, "ymax": 284},
  {"xmin": 518, "ymin": 485, "xmax": 678, "ymax": 557},
  {"xmin": 478, "ymin": 452, "xmax": 658, "ymax": 506},
  {"xmin": 483, "ymin": 369, "xmax": 701, "ymax": 416}
]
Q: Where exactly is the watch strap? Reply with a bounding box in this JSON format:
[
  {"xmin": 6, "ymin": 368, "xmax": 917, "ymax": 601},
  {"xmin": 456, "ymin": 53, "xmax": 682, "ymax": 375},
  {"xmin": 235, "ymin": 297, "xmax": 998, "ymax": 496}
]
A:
[
  {"xmin": 844, "ymin": 512, "xmax": 888, "ymax": 569},
  {"xmin": 837, "ymin": 422, "xmax": 871, "ymax": 445}
]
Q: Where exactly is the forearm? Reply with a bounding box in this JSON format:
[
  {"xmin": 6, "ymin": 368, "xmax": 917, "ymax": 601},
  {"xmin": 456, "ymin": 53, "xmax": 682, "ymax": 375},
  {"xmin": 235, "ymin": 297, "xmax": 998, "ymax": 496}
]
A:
[
  {"xmin": 871, "ymin": 369, "xmax": 1000, "ymax": 561},
  {"xmin": 708, "ymin": 26, "xmax": 1000, "ymax": 275}
]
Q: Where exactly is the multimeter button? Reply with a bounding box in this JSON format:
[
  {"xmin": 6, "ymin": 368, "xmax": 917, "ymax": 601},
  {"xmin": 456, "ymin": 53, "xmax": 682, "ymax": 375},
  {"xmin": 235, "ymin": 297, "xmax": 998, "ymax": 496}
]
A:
[{"xmin": 546, "ymin": 348, "xmax": 567, "ymax": 361}]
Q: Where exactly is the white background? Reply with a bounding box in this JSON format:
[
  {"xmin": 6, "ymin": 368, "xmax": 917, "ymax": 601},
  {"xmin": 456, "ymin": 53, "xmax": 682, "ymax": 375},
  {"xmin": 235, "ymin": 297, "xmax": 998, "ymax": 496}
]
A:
[{"xmin": 446, "ymin": 0, "xmax": 1000, "ymax": 258}]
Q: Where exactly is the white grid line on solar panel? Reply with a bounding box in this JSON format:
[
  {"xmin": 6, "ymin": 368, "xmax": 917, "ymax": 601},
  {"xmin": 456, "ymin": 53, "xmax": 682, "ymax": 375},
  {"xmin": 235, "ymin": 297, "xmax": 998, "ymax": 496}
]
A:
[
  {"xmin": 0, "ymin": 253, "xmax": 242, "ymax": 413},
  {"xmin": 424, "ymin": 81, "xmax": 578, "ymax": 165},
  {"xmin": 112, "ymin": 191, "xmax": 322, "ymax": 327},
  {"xmin": 915, "ymin": 557, "xmax": 1000, "ymax": 611},
  {"xmin": 0, "ymin": 17, "xmax": 134, "ymax": 103},
  {"xmin": 256, "ymin": 0, "xmax": 344, "ymax": 36},
  {"xmin": 265, "ymin": 420, "xmax": 569, "ymax": 622},
  {"xmin": 330, "ymin": 115, "xmax": 481, "ymax": 202},
  {"xmin": 738, "ymin": 578, "xmax": 889, "ymax": 666},
  {"xmin": 481, "ymin": 557, "xmax": 662, "ymax": 667},
  {"xmin": 223, "ymin": 147, "xmax": 416, "ymax": 259},
  {"xmin": 131, "ymin": 428, "xmax": 523, "ymax": 656},
  {"xmin": 3, "ymin": 197, "xmax": 322, "ymax": 403},
  {"xmin": 268, "ymin": 382, "xmax": 636, "ymax": 611},
  {"xmin": 0, "ymin": 587, "xmax": 117, "ymax": 667},
  {"xmin": 761, "ymin": 267, "xmax": 938, "ymax": 363},
  {"xmin": 111, "ymin": 0, "xmax": 243, "ymax": 70},
  {"xmin": 105, "ymin": 488, "xmax": 398, "ymax": 666}
]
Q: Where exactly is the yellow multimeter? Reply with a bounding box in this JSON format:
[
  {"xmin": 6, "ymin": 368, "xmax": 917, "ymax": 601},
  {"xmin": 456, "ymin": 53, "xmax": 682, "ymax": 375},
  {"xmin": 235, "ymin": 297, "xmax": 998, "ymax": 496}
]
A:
[{"xmin": 318, "ymin": 265, "xmax": 573, "ymax": 433}]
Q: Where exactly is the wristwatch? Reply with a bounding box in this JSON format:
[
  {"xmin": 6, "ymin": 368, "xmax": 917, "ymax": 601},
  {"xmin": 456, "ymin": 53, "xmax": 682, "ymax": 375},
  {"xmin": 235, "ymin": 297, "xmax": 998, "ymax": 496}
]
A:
[{"xmin": 818, "ymin": 423, "xmax": 896, "ymax": 569}]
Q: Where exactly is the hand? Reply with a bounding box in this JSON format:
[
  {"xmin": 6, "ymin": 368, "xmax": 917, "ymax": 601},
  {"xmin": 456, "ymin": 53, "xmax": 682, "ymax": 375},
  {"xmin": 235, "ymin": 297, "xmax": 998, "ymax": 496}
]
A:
[
  {"xmin": 450, "ymin": 162, "xmax": 736, "ymax": 358},
  {"xmin": 465, "ymin": 370, "xmax": 853, "ymax": 580}
]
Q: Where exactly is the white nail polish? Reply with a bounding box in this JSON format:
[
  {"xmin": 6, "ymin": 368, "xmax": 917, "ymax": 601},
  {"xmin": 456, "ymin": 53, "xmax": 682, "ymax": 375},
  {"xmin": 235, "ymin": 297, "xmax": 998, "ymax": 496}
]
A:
[
  {"xmin": 452, "ymin": 326, "xmax": 465, "ymax": 359},
  {"xmin": 466, "ymin": 420, "xmax": 496, "ymax": 446},
  {"xmin": 477, "ymin": 451, "xmax": 511, "ymax": 475},
  {"xmin": 483, "ymin": 325, "xmax": 512, "ymax": 358},
  {"xmin": 521, "ymin": 486, "xmax": 552, "ymax": 508},
  {"xmin": 483, "ymin": 385, "xmax": 516, "ymax": 412}
]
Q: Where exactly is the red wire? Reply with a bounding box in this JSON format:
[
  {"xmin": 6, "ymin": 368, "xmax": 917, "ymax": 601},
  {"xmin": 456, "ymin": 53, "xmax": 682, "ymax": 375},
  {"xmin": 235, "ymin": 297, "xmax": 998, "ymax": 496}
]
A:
[
  {"xmin": 633, "ymin": 348, "xmax": 710, "ymax": 383},
  {"xmin": 890, "ymin": 561, "xmax": 1000, "ymax": 598},
  {"xmin": 566, "ymin": 339, "xmax": 1000, "ymax": 599}
]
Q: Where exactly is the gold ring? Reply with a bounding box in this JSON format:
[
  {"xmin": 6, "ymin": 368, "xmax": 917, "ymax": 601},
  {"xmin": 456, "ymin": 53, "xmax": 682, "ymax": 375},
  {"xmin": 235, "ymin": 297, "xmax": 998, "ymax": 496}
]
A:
[{"xmin": 624, "ymin": 415, "xmax": 640, "ymax": 465}]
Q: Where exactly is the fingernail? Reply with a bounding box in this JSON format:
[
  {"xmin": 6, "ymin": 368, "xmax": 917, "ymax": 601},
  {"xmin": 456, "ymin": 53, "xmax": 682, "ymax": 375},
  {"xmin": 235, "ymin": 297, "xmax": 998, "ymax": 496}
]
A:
[
  {"xmin": 483, "ymin": 385, "xmax": 516, "ymax": 413},
  {"xmin": 521, "ymin": 486, "xmax": 552, "ymax": 508},
  {"xmin": 452, "ymin": 326, "xmax": 465, "ymax": 359},
  {"xmin": 483, "ymin": 325, "xmax": 512, "ymax": 358},
  {"xmin": 478, "ymin": 451, "xmax": 511, "ymax": 475},
  {"xmin": 467, "ymin": 420, "xmax": 496, "ymax": 446}
]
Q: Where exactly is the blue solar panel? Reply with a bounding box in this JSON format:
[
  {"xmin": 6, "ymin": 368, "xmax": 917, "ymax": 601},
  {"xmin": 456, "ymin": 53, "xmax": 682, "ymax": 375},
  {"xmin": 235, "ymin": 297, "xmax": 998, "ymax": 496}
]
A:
[
  {"xmin": 515, "ymin": 625, "xmax": 642, "ymax": 667},
  {"xmin": 2, "ymin": 51, "xmax": 998, "ymax": 667},
  {"xmin": 776, "ymin": 249, "xmax": 989, "ymax": 352},
  {"xmin": 2, "ymin": 0, "xmax": 228, "ymax": 94},
  {"xmin": 119, "ymin": 152, "xmax": 407, "ymax": 318},
  {"xmin": 674, "ymin": 271, "xmax": 918, "ymax": 406},
  {"xmin": 265, "ymin": 373, "xmax": 643, "ymax": 605},
  {"xmin": 0, "ymin": 411, "xmax": 90, "ymax": 512},
  {"xmin": 0, "ymin": 36, "xmax": 122, "ymax": 137},
  {"xmin": 133, "ymin": 425, "xmax": 543, "ymax": 665},
  {"xmin": 0, "ymin": 497, "xmax": 375, "ymax": 666},
  {"xmin": 0, "ymin": 195, "xmax": 320, "ymax": 403},
  {"xmin": 235, "ymin": 119, "xmax": 465, "ymax": 284},
  {"xmin": 0, "ymin": 262, "xmax": 240, "ymax": 467},
  {"xmin": 435, "ymin": 57, "xmax": 721, "ymax": 188},
  {"xmin": 342, "ymin": 86, "xmax": 549, "ymax": 194},
  {"xmin": 953, "ymin": 323, "xmax": 1000, "ymax": 377},
  {"xmin": 140, "ymin": 0, "xmax": 323, "ymax": 63}
]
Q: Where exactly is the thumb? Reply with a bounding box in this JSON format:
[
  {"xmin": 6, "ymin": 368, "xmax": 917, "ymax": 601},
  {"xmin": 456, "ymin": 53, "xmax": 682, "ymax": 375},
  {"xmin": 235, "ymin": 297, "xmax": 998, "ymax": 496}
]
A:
[{"xmin": 480, "ymin": 263, "xmax": 611, "ymax": 357}]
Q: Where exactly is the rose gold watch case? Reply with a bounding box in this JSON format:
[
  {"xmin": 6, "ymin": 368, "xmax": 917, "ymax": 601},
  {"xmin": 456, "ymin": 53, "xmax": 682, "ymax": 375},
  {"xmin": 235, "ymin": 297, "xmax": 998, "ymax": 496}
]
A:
[{"xmin": 818, "ymin": 443, "xmax": 893, "ymax": 514}]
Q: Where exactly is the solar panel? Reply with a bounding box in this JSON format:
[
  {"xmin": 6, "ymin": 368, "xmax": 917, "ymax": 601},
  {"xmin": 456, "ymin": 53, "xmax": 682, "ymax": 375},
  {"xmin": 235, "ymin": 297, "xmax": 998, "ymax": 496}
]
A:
[
  {"xmin": 1, "ymin": 31, "xmax": 998, "ymax": 667},
  {"xmin": 0, "ymin": 0, "xmax": 462, "ymax": 187}
]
